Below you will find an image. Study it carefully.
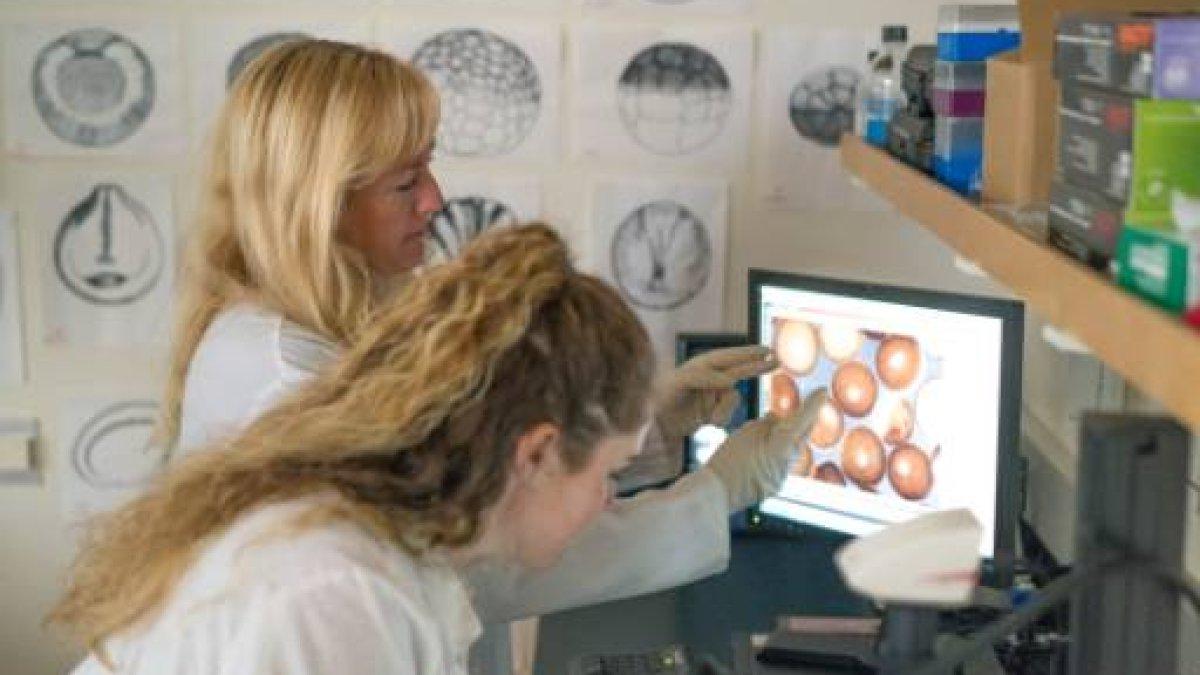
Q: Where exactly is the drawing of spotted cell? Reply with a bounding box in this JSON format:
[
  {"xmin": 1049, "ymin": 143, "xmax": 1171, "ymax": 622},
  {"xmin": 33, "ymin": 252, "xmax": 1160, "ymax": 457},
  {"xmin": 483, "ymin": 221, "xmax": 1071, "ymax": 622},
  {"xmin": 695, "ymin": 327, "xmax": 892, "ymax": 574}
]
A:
[
  {"xmin": 427, "ymin": 195, "xmax": 518, "ymax": 263},
  {"xmin": 617, "ymin": 42, "xmax": 731, "ymax": 156},
  {"xmin": 611, "ymin": 200, "xmax": 711, "ymax": 310},
  {"xmin": 789, "ymin": 66, "xmax": 861, "ymax": 146},
  {"xmin": 54, "ymin": 183, "xmax": 165, "ymax": 306},
  {"xmin": 31, "ymin": 28, "xmax": 155, "ymax": 147},
  {"xmin": 70, "ymin": 400, "xmax": 163, "ymax": 489},
  {"xmin": 227, "ymin": 32, "xmax": 308, "ymax": 88},
  {"xmin": 412, "ymin": 29, "xmax": 542, "ymax": 157}
]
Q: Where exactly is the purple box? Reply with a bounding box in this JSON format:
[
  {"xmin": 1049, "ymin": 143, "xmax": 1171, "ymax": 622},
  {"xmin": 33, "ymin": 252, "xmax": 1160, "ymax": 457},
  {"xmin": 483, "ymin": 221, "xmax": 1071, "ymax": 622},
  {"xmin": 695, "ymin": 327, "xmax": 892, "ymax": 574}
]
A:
[
  {"xmin": 933, "ymin": 89, "xmax": 986, "ymax": 116},
  {"xmin": 1155, "ymin": 18, "xmax": 1200, "ymax": 99}
]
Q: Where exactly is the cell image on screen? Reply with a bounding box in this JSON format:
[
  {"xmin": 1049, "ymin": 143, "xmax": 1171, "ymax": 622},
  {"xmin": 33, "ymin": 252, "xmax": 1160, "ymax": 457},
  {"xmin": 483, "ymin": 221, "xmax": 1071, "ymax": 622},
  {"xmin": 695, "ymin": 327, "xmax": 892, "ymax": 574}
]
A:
[{"xmin": 755, "ymin": 283, "xmax": 1006, "ymax": 558}]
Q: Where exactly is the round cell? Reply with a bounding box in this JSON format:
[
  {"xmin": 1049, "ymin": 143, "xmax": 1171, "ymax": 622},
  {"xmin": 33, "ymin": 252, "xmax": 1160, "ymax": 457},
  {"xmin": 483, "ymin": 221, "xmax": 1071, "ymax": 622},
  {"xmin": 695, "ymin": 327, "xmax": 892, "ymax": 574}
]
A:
[
  {"xmin": 32, "ymin": 28, "xmax": 154, "ymax": 147},
  {"xmin": 54, "ymin": 183, "xmax": 165, "ymax": 306},
  {"xmin": 813, "ymin": 461, "xmax": 846, "ymax": 486},
  {"xmin": 413, "ymin": 29, "xmax": 541, "ymax": 157},
  {"xmin": 617, "ymin": 42, "xmax": 732, "ymax": 156},
  {"xmin": 769, "ymin": 369, "xmax": 799, "ymax": 417},
  {"xmin": 841, "ymin": 426, "xmax": 885, "ymax": 489},
  {"xmin": 426, "ymin": 195, "xmax": 518, "ymax": 264},
  {"xmin": 877, "ymin": 335, "xmax": 922, "ymax": 390},
  {"xmin": 832, "ymin": 361, "xmax": 878, "ymax": 418},
  {"xmin": 611, "ymin": 200, "xmax": 711, "ymax": 311},
  {"xmin": 70, "ymin": 400, "xmax": 164, "ymax": 489},
  {"xmin": 819, "ymin": 321, "xmax": 863, "ymax": 363},
  {"xmin": 773, "ymin": 319, "xmax": 818, "ymax": 376},
  {"xmin": 884, "ymin": 398, "xmax": 915, "ymax": 444},
  {"xmin": 227, "ymin": 32, "xmax": 307, "ymax": 88},
  {"xmin": 788, "ymin": 66, "xmax": 861, "ymax": 146},
  {"xmin": 791, "ymin": 443, "xmax": 815, "ymax": 478},
  {"xmin": 889, "ymin": 442, "xmax": 934, "ymax": 500},
  {"xmin": 808, "ymin": 399, "xmax": 844, "ymax": 449}
]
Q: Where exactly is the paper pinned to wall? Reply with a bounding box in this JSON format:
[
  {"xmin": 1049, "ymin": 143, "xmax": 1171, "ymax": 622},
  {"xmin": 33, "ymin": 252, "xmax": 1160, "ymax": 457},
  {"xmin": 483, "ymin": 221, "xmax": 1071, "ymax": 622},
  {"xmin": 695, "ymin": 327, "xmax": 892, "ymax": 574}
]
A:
[
  {"xmin": 758, "ymin": 28, "xmax": 888, "ymax": 212},
  {"xmin": 580, "ymin": 0, "xmax": 751, "ymax": 12},
  {"xmin": 58, "ymin": 397, "xmax": 164, "ymax": 525},
  {"xmin": 388, "ymin": 22, "xmax": 561, "ymax": 162},
  {"xmin": 31, "ymin": 171, "xmax": 175, "ymax": 348},
  {"xmin": 0, "ymin": 212, "xmax": 24, "ymax": 387},
  {"xmin": 3, "ymin": 21, "xmax": 185, "ymax": 156},
  {"xmin": 589, "ymin": 178, "xmax": 728, "ymax": 368},
  {"xmin": 188, "ymin": 19, "xmax": 372, "ymax": 144},
  {"xmin": 426, "ymin": 174, "xmax": 543, "ymax": 263},
  {"xmin": 573, "ymin": 25, "xmax": 752, "ymax": 167}
]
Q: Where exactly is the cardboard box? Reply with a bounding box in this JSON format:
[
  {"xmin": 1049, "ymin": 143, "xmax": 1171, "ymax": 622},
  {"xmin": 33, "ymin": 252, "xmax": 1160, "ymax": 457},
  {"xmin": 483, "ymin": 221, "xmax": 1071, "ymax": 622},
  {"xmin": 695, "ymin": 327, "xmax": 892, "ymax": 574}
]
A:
[
  {"xmin": 982, "ymin": 52, "xmax": 1057, "ymax": 208},
  {"xmin": 1115, "ymin": 223, "xmax": 1196, "ymax": 314},
  {"xmin": 1058, "ymin": 84, "xmax": 1134, "ymax": 203},
  {"xmin": 1048, "ymin": 179, "xmax": 1125, "ymax": 271},
  {"xmin": 1018, "ymin": 0, "xmax": 1197, "ymax": 61},
  {"xmin": 1129, "ymin": 99, "xmax": 1200, "ymax": 223},
  {"xmin": 1054, "ymin": 13, "xmax": 1157, "ymax": 96},
  {"xmin": 1155, "ymin": 17, "xmax": 1200, "ymax": 99}
]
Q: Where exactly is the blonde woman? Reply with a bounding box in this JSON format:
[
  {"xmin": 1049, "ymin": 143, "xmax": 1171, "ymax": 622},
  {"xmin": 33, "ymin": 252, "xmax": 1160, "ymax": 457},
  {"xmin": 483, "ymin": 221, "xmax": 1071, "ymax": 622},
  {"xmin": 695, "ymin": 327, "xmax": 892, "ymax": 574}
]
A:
[{"xmin": 164, "ymin": 40, "xmax": 814, "ymax": 672}]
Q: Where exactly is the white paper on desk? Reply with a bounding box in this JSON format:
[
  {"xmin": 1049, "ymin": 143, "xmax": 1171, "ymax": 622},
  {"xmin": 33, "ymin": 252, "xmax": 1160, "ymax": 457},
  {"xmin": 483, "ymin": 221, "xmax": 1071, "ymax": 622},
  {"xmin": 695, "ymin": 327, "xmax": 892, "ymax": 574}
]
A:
[
  {"xmin": 4, "ymin": 21, "xmax": 185, "ymax": 156},
  {"xmin": 588, "ymin": 178, "xmax": 727, "ymax": 368},
  {"xmin": 187, "ymin": 19, "xmax": 372, "ymax": 145},
  {"xmin": 580, "ymin": 0, "xmax": 751, "ymax": 13},
  {"xmin": 31, "ymin": 170, "xmax": 174, "ymax": 348},
  {"xmin": 58, "ymin": 396, "xmax": 165, "ymax": 526},
  {"xmin": 758, "ymin": 28, "xmax": 888, "ymax": 213},
  {"xmin": 387, "ymin": 21, "xmax": 561, "ymax": 162},
  {"xmin": 0, "ymin": 212, "xmax": 24, "ymax": 387},
  {"xmin": 573, "ymin": 25, "xmax": 752, "ymax": 167},
  {"xmin": 426, "ymin": 173, "xmax": 543, "ymax": 263}
]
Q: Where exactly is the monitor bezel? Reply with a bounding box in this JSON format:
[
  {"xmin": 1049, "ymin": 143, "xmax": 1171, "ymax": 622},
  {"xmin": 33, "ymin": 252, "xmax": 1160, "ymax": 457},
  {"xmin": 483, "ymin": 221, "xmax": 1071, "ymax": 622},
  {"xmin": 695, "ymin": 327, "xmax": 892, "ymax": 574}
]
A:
[{"xmin": 747, "ymin": 268, "xmax": 1024, "ymax": 588}]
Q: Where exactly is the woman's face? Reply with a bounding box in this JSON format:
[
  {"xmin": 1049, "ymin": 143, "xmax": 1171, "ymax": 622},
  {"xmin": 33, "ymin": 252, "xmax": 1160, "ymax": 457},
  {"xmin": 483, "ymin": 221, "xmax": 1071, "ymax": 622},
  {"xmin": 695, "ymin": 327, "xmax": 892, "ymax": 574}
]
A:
[{"xmin": 341, "ymin": 150, "xmax": 443, "ymax": 276}]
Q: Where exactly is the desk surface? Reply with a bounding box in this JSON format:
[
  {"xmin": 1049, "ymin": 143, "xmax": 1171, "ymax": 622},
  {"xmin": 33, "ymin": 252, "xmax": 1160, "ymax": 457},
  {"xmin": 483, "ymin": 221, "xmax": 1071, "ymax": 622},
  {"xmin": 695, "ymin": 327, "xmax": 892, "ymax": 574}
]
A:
[{"xmin": 535, "ymin": 532, "xmax": 873, "ymax": 673}]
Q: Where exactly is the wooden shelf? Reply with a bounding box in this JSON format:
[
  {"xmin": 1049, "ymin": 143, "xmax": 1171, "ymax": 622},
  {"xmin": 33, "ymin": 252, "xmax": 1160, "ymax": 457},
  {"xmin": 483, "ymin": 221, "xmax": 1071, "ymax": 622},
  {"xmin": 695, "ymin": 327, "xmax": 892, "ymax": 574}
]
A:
[{"xmin": 840, "ymin": 134, "xmax": 1200, "ymax": 432}]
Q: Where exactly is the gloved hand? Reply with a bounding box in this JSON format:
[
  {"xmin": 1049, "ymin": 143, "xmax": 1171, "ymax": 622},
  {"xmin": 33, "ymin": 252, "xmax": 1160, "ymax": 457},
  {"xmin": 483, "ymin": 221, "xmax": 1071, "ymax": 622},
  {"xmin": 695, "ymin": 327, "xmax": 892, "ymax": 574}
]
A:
[
  {"xmin": 705, "ymin": 388, "xmax": 828, "ymax": 513},
  {"xmin": 653, "ymin": 345, "xmax": 777, "ymax": 440}
]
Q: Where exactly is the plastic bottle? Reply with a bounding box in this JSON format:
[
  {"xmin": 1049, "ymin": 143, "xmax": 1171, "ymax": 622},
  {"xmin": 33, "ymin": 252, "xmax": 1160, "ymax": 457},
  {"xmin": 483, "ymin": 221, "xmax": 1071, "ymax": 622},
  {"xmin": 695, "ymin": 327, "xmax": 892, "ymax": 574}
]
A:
[{"xmin": 860, "ymin": 25, "xmax": 909, "ymax": 148}]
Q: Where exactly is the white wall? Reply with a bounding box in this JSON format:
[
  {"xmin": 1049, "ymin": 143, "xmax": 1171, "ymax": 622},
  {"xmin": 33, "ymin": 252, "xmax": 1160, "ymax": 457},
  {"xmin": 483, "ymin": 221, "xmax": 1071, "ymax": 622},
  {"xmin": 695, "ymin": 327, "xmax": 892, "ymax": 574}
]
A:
[{"xmin": 0, "ymin": 1, "xmax": 1194, "ymax": 674}]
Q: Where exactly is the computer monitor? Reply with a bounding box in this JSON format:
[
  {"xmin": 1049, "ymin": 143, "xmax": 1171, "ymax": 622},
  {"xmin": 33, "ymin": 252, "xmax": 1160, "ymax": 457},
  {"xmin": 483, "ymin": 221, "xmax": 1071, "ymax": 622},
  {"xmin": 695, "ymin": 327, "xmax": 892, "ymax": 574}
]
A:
[
  {"xmin": 748, "ymin": 269, "xmax": 1024, "ymax": 586},
  {"xmin": 678, "ymin": 333, "xmax": 755, "ymax": 472}
]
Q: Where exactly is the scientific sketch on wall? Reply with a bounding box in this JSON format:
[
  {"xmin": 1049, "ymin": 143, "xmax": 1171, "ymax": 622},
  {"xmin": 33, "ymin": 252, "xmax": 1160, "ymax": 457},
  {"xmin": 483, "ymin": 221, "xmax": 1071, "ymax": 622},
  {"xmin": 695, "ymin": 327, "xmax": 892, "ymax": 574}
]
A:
[
  {"xmin": 759, "ymin": 28, "xmax": 887, "ymax": 212},
  {"xmin": 391, "ymin": 24, "xmax": 560, "ymax": 161},
  {"xmin": 188, "ymin": 20, "xmax": 370, "ymax": 141},
  {"xmin": 4, "ymin": 22, "xmax": 184, "ymax": 155},
  {"xmin": 581, "ymin": 0, "xmax": 751, "ymax": 11},
  {"xmin": 574, "ymin": 26, "xmax": 751, "ymax": 166},
  {"xmin": 32, "ymin": 172, "xmax": 174, "ymax": 347},
  {"xmin": 0, "ymin": 212, "xmax": 24, "ymax": 387},
  {"xmin": 426, "ymin": 174, "xmax": 542, "ymax": 264},
  {"xmin": 590, "ymin": 179, "xmax": 727, "ymax": 365},
  {"xmin": 59, "ymin": 397, "xmax": 164, "ymax": 524}
]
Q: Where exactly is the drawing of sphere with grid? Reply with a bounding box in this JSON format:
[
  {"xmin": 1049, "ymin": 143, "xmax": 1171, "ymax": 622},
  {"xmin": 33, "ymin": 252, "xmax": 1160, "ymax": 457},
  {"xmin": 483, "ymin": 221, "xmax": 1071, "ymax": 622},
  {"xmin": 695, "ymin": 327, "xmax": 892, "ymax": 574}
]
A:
[
  {"xmin": 617, "ymin": 43, "xmax": 731, "ymax": 156},
  {"xmin": 413, "ymin": 29, "xmax": 541, "ymax": 157},
  {"xmin": 612, "ymin": 200, "xmax": 711, "ymax": 310},
  {"xmin": 427, "ymin": 196, "xmax": 518, "ymax": 263},
  {"xmin": 32, "ymin": 28, "xmax": 155, "ymax": 147},
  {"xmin": 789, "ymin": 66, "xmax": 861, "ymax": 147},
  {"xmin": 70, "ymin": 400, "xmax": 163, "ymax": 489},
  {"xmin": 227, "ymin": 32, "xmax": 308, "ymax": 88}
]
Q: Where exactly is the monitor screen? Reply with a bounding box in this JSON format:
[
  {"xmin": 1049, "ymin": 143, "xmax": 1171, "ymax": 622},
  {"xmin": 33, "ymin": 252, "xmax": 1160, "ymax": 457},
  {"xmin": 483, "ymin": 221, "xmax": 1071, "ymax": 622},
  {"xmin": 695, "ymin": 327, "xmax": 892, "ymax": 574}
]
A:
[
  {"xmin": 749, "ymin": 270, "xmax": 1023, "ymax": 568},
  {"xmin": 677, "ymin": 333, "xmax": 754, "ymax": 472}
]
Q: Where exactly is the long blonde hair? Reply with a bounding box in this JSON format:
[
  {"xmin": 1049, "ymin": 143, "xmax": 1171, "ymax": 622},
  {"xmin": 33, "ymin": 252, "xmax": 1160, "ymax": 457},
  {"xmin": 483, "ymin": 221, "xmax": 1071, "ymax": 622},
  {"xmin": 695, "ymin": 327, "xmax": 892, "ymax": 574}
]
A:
[
  {"xmin": 50, "ymin": 224, "xmax": 654, "ymax": 656},
  {"xmin": 161, "ymin": 39, "xmax": 440, "ymax": 446}
]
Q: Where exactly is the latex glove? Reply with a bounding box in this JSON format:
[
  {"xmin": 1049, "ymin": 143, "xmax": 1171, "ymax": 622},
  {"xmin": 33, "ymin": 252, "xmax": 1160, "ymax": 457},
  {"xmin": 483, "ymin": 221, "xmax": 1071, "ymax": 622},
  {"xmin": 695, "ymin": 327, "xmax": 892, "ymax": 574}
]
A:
[
  {"xmin": 654, "ymin": 345, "xmax": 777, "ymax": 440},
  {"xmin": 706, "ymin": 388, "xmax": 828, "ymax": 513}
]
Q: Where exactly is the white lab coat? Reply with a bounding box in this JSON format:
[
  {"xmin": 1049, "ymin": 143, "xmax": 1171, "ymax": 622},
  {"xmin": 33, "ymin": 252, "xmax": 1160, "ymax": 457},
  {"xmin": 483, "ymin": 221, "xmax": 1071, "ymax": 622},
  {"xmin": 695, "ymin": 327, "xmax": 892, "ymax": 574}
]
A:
[
  {"xmin": 172, "ymin": 303, "xmax": 731, "ymax": 673},
  {"xmin": 72, "ymin": 494, "xmax": 482, "ymax": 675}
]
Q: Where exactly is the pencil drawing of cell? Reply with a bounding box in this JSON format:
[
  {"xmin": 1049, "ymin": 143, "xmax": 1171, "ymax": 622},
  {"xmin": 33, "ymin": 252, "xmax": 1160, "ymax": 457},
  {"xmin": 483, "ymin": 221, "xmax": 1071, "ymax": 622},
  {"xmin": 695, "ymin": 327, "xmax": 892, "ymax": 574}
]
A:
[
  {"xmin": 70, "ymin": 400, "xmax": 163, "ymax": 489},
  {"xmin": 617, "ymin": 42, "xmax": 731, "ymax": 156},
  {"xmin": 789, "ymin": 66, "xmax": 861, "ymax": 146},
  {"xmin": 31, "ymin": 28, "xmax": 155, "ymax": 147},
  {"xmin": 54, "ymin": 183, "xmax": 165, "ymax": 306},
  {"xmin": 412, "ymin": 29, "xmax": 541, "ymax": 157},
  {"xmin": 611, "ymin": 200, "xmax": 711, "ymax": 310},
  {"xmin": 428, "ymin": 196, "xmax": 517, "ymax": 262},
  {"xmin": 227, "ymin": 32, "xmax": 308, "ymax": 88}
]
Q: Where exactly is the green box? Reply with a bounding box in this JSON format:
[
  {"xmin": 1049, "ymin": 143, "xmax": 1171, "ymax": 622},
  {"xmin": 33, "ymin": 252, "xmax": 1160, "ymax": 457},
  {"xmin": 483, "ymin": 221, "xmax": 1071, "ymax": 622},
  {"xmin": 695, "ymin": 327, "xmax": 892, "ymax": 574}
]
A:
[
  {"xmin": 1130, "ymin": 100, "xmax": 1200, "ymax": 221},
  {"xmin": 1115, "ymin": 224, "xmax": 1194, "ymax": 314}
]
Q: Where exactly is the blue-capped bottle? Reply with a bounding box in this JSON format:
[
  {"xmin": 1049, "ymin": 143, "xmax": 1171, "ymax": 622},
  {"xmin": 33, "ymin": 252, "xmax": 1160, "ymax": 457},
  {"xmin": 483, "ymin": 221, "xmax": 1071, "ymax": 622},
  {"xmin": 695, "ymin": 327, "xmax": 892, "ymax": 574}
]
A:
[{"xmin": 860, "ymin": 25, "xmax": 908, "ymax": 148}]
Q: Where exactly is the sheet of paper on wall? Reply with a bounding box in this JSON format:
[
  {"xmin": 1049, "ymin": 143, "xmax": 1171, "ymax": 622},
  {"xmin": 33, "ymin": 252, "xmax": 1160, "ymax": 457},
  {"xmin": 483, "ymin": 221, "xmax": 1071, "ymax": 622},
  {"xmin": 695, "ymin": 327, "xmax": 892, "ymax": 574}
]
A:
[
  {"xmin": 387, "ymin": 21, "xmax": 561, "ymax": 163},
  {"xmin": 589, "ymin": 178, "xmax": 728, "ymax": 369},
  {"xmin": 574, "ymin": 26, "xmax": 752, "ymax": 168},
  {"xmin": 31, "ymin": 171, "xmax": 175, "ymax": 348},
  {"xmin": 0, "ymin": 211, "xmax": 25, "ymax": 387},
  {"xmin": 58, "ymin": 397, "xmax": 165, "ymax": 527},
  {"xmin": 426, "ymin": 173, "xmax": 542, "ymax": 264},
  {"xmin": 187, "ymin": 19, "xmax": 372, "ymax": 145},
  {"xmin": 3, "ymin": 21, "xmax": 185, "ymax": 156},
  {"xmin": 758, "ymin": 28, "xmax": 889, "ymax": 213},
  {"xmin": 580, "ymin": 0, "xmax": 751, "ymax": 12}
]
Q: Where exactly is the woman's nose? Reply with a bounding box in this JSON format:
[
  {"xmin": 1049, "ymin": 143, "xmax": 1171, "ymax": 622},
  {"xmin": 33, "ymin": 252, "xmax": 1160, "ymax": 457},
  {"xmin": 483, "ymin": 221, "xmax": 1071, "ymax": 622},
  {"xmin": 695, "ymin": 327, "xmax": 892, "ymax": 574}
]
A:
[{"xmin": 417, "ymin": 173, "xmax": 444, "ymax": 215}]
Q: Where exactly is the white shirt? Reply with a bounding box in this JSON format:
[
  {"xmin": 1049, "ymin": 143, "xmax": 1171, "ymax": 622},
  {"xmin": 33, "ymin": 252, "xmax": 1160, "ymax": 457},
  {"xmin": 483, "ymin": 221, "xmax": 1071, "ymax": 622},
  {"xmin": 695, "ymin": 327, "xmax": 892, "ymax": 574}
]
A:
[{"xmin": 72, "ymin": 495, "xmax": 481, "ymax": 675}]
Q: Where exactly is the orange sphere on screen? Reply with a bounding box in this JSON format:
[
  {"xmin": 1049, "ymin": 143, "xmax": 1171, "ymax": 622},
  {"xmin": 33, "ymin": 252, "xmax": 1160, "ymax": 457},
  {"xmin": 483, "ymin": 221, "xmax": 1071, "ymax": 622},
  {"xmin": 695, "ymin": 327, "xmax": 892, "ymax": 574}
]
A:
[
  {"xmin": 791, "ymin": 444, "xmax": 815, "ymax": 478},
  {"xmin": 769, "ymin": 370, "xmax": 800, "ymax": 416},
  {"xmin": 877, "ymin": 336, "xmax": 922, "ymax": 390},
  {"xmin": 813, "ymin": 462, "xmax": 846, "ymax": 486},
  {"xmin": 889, "ymin": 443, "xmax": 934, "ymax": 500},
  {"xmin": 808, "ymin": 399, "xmax": 844, "ymax": 448},
  {"xmin": 885, "ymin": 399, "xmax": 915, "ymax": 444},
  {"xmin": 832, "ymin": 361, "xmax": 878, "ymax": 418},
  {"xmin": 774, "ymin": 319, "xmax": 819, "ymax": 376},
  {"xmin": 842, "ymin": 427, "xmax": 886, "ymax": 488}
]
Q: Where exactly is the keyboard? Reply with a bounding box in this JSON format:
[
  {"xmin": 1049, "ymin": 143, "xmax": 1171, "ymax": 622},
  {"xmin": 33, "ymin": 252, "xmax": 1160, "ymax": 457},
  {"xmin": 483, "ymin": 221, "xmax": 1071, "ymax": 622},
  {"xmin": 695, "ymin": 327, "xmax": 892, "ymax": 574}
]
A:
[{"xmin": 570, "ymin": 645, "xmax": 690, "ymax": 675}]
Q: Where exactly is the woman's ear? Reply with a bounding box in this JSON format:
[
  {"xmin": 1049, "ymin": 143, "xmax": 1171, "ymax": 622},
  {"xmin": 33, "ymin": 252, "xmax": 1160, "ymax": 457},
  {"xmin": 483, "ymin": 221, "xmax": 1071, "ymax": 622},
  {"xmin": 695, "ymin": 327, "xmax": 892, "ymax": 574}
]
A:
[{"xmin": 512, "ymin": 423, "xmax": 563, "ymax": 484}]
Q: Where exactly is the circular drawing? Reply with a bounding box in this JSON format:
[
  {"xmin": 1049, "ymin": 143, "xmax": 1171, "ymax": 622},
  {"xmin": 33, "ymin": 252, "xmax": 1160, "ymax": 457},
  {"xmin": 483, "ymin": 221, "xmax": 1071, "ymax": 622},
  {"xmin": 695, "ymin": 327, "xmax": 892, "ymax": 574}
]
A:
[
  {"xmin": 427, "ymin": 195, "xmax": 518, "ymax": 263},
  {"xmin": 54, "ymin": 183, "xmax": 165, "ymax": 306},
  {"xmin": 611, "ymin": 200, "xmax": 711, "ymax": 310},
  {"xmin": 412, "ymin": 29, "xmax": 541, "ymax": 157},
  {"xmin": 617, "ymin": 42, "xmax": 731, "ymax": 156},
  {"xmin": 31, "ymin": 28, "xmax": 155, "ymax": 147},
  {"xmin": 789, "ymin": 66, "xmax": 861, "ymax": 146},
  {"xmin": 227, "ymin": 31, "xmax": 308, "ymax": 88},
  {"xmin": 70, "ymin": 400, "xmax": 163, "ymax": 489}
]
